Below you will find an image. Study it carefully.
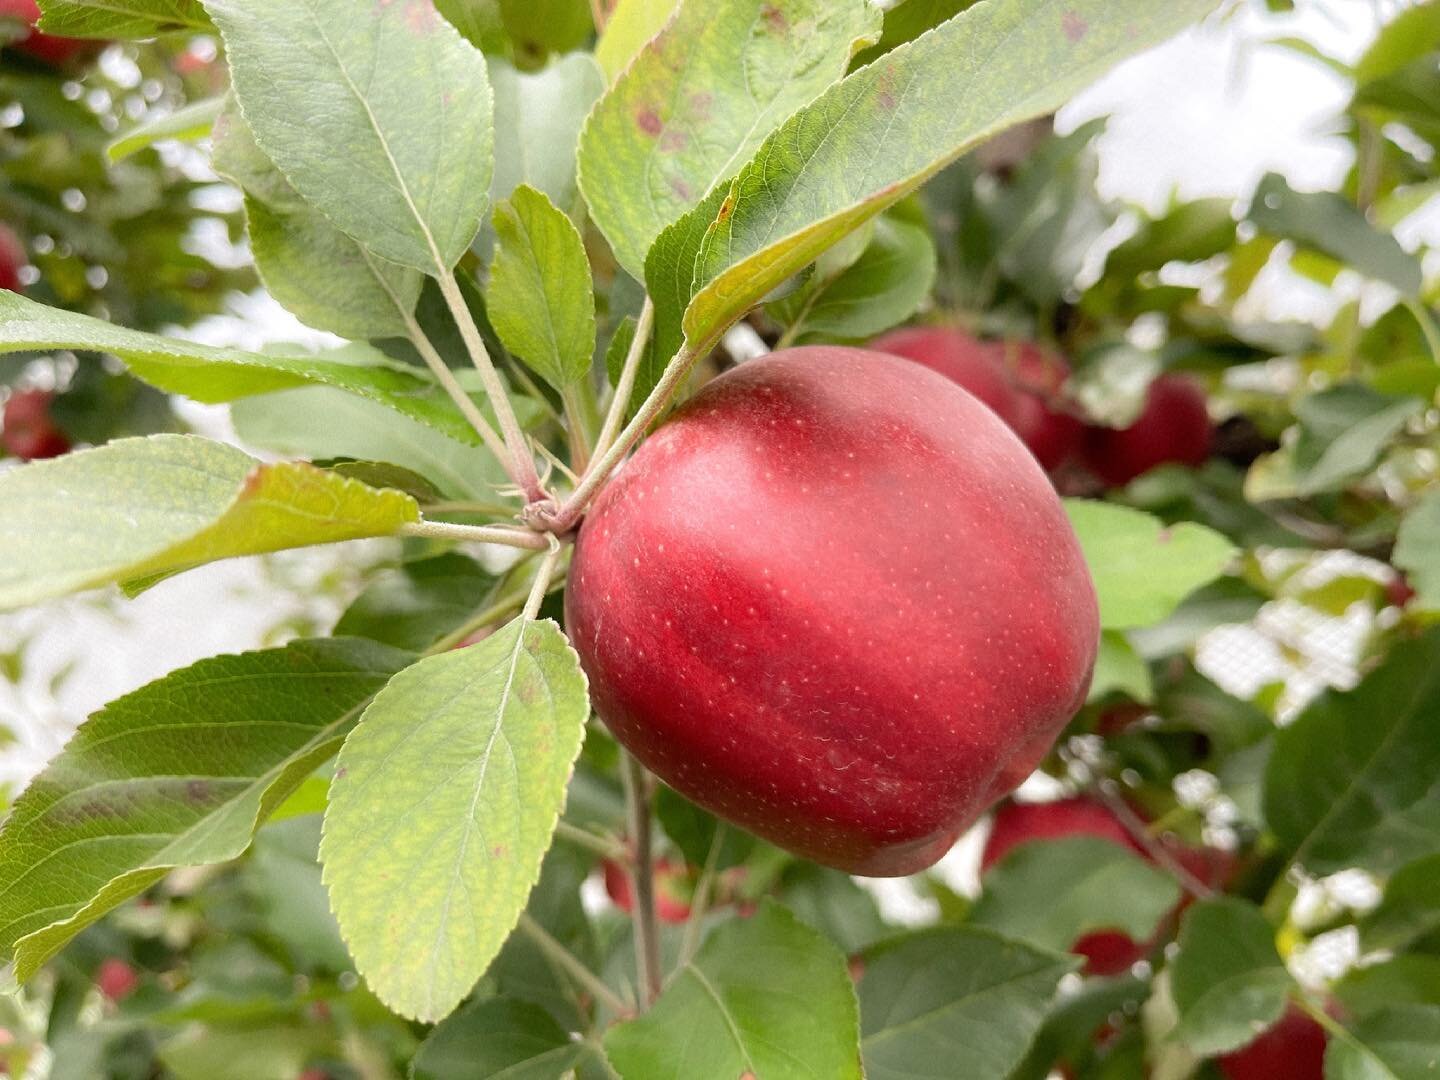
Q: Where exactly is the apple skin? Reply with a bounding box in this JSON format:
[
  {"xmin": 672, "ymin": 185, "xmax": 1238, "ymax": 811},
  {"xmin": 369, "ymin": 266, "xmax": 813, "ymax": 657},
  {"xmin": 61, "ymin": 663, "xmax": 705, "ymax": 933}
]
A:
[
  {"xmin": 603, "ymin": 858, "xmax": 695, "ymax": 924},
  {"xmin": 870, "ymin": 327, "xmax": 1083, "ymax": 470},
  {"xmin": 1218, "ymin": 1005, "xmax": 1327, "ymax": 1080},
  {"xmin": 982, "ymin": 797, "xmax": 1149, "ymax": 976},
  {"xmin": 0, "ymin": 0, "xmax": 101, "ymax": 66},
  {"xmin": 2, "ymin": 389, "xmax": 70, "ymax": 460},
  {"xmin": 0, "ymin": 223, "xmax": 24, "ymax": 293},
  {"xmin": 566, "ymin": 347, "xmax": 1099, "ymax": 876},
  {"xmin": 1083, "ymin": 373, "xmax": 1212, "ymax": 486}
]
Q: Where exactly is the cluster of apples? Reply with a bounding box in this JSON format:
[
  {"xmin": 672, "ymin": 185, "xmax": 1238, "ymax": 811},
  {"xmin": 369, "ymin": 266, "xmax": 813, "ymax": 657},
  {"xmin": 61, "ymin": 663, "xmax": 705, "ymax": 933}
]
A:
[
  {"xmin": 871, "ymin": 326, "xmax": 1213, "ymax": 486},
  {"xmin": 985, "ymin": 796, "xmax": 1327, "ymax": 1080}
]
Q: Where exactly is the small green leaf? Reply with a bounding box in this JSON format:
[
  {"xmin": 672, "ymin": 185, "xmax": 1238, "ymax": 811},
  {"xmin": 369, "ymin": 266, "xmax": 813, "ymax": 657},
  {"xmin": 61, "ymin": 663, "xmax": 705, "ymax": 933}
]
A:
[
  {"xmin": 107, "ymin": 96, "xmax": 223, "ymax": 162},
  {"xmin": 230, "ymin": 386, "xmax": 511, "ymax": 503},
  {"xmin": 411, "ymin": 997, "xmax": 584, "ymax": 1079},
  {"xmin": 593, "ymin": 0, "xmax": 676, "ymax": 79},
  {"xmin": 434, "ymin": 0, "xmax": 509, "ymax": 53},
  {"xmin": 1264, "ymin": 628, "xmax": 1440, "ymax": 876},
  {"xmin": 1088, "ymin": 631, "xmax": 1154, "ymax": 703},
  {"xmin": 970, "ymin": 836, "xmax": 1179, "ymax": 954},
  {"xmin": 1395, "ymin": 489, "xmax": 1440, "ymax": 612},
  {"xmin": 666, "ymin": 0, "xmax": 1218, "ymax": 355},
  {"xmin": 858, "ymin": 927, "xmax": 1074, "ymax": 1080},
  {"xmin": 0, "ymin": 637, "xmax": 412, "ymax": 981},
  {"xmin": 604, "ymin": 902, "xmax": 863, "ymax": 1079},
  {"xmin": 0, "ymin": 293, "xmax": 487, "ymax": 445},
  {"xmin": 488, "ymin": 185, "xmax": 596, "ymax": 390},
  {"xmin": 604, "ymin": 314, "xmax": 639, "ymax": 389},
  {"xmin": 333, "ymin": 553, "xmax": 498, "ymax": 653},
  {"xmin": 0, "ymin": 435, "xmax": 419, "ymax": 610},
  {"xmin": 497, "ymin": 0, "xmax": 591, "ymax": 66},
  {"xmin": 1249, "ymin": 172, "xmax": 1423, "ymax": 295},
  {"xmin": 1064, "ymin": 500, "xmax": 1237, "ymax": 629},
  {"xmin": 489, "ymin": 54, "xmax": 605, "ymax": 211},
  {"xmin": 769, "ymin": 216, "xmax": 936, "ymax": 343},
  {"xmin": 1326, "ymin": 1005, "xmax": 1440, "ymax": 1080},
  {"xmin": 1169, "ymin": 898, "xmax": 1293, "ymax": 1056},
  {"xmin": 321, "ymin": 618, "xmax": 589, "ymax": 1022},
  {"xmin": 850, "ymin": 0, "xmax": 978, "ymax": 67},
  {"xmin": 36, "ymin": 0, "xmax": 210, "ymax": 37},
  {"xmin": 579, "ymin": 0, "xmax": 881, "ymax": 279},
  {"xmin": 207, "ymin": 0, "xmax": 493, "ymax": 273}
]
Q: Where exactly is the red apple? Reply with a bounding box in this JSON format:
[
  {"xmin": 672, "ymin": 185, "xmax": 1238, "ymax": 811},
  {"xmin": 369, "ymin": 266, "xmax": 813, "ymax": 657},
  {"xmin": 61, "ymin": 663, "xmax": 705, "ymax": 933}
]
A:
[
  {"xmin": 994, "ymin": 339, "xmax": 1085, "ymax": 470},
  {"xmin": 1083, "ymin": 373, "xmax": 1212, "ymax": 486},
  {"xmin": 1, "ymin": 389, "xmax": 70, "ymax": 460},
  {"xmin": 0, "ymin": 224, "xmax": 24, "ymax": 293},
  {"xmin": 1217, "ymin": 1005, "xmax": 1327, "ymax": 1080},
  {"xmin": 870, "ymin": 326, "xmax": 1026, "ymax": 427},
  {"xmin": 982, "ymin": 797, "xmax": 1149, "ymax": 976},
  {"xmin": 95, "ymin": 958, "xmax": 138, "ymax": 1002},
  {"xmin": 602, "ymin": 858, "xmax": 695, "ymax": 924},
  {"xmin": 0, "ymin": 0, "xmax": 101, "ymax": 66},
  {"xmin": 566, "ymin": 347, "xmax": 1099, "ymax": 876},
  {"xmin": 1385, "ymin": 573, "xmax": 1415, "ymax": 609}
]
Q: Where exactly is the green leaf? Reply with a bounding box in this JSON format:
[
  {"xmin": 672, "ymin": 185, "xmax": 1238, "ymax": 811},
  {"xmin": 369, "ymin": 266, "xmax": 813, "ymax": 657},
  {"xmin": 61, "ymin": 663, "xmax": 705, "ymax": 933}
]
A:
[
  {"xmin": 0, "ymin": 435, "xmax": 418, "ymax": 610},
  {"xmin": 1395, "ymin": 489, "xmax": 1440, "ymax": 612},
  {"xmin": 604, "ymin": 314, "xmax": 639, "ymax": 389},
  {"xmin": 1362, "ymin": 855, "xmax": 1440, "ymax": 953},
  {"xmin": 435, "ymin": 0, "xmax": 509, "ymax": 53},
  {"xmin": 579, "ymin": 0, "xmax": 881, "ymax": 279},
  {"xmin": 489, "ymin": 54, "xmax": 605, "ymax": 211},
  {"xmin": 780, "ymin": 864, "xmax": 889, "ymax": 955},
  {"xmin": 604, "ymin": 902, "xmax": 863, "ymax": 1080},
  {"xmin": 770, "ymin": 216, "xmax": 936, "ymax": 343},
  {"xmin": 1088, "ymin": 631, "xmax": 1154, "ymax": 703},
  {"xmin": 850, "ymin": 0, "xmax": 978, "ymax": 67},
  {"xmin": 488, "ymin": 185, "xmax": 597, "ymax": 390},
  {"xmin": 1264, "ymin": 628, "xmax": 1440, "ymax": 876},
  {"xmin": 1169, "ymin": 898, "xmax": 1293, "ymax": 1056},
  {"xmin": 858, "ymin": 927, "xmax": 1073, "ymax": 1080},
  {"xmin": 1248, "ymin": 172, "xmax": 1423, "ymax": 295},
  {"xmin": 0, "ymin": 293, "xmax": 490, "ymax": 445},
  {"xmin": 1064, "ymin": 500, "xmax": 1237, "ymax": 629},
  {"xmin": 410, "ymin": 997, "xmax": 584, "ymax": 1079},
  {"xmin": 230, "ymin": 386, "xmax": 510, "ymax": 504},
  {"xmin": 1337, "ymin": 956, "xmax": 1440, "ymax": 1019},
  {"xmin": 1246, "ymin": 383, "xmax": 1424, "ymax": 501},
  {"xmin": 497, "ymin": 0, "xmax": 591, "ymax": 66},
  {"xmin": 667, "ymin": 0, "xmax": 1218, "ymax": 355},
  {"xmin": 107, "ymin": 96, "xmax": 223, "ymax": 162},
  {"xmin": 1327, "ymin": 1005, "xmax": 1440, "ymax": 1080},
  {"xmin": 36, "ymin": 0, "xmax": 210, "ymax": 37},
  {"xmin": 212, "ymin": 100, "xmax": 423, "ymax": 340},
  {"xmin": 321, "ymin": 618, "xmax": 589, "ymax": 1022},
  {"xmin": 1102, "ymin": 196, "xmax": 1237, "ymax": 278},
  {"xmin": 0, "ymin": 637, "xmax": 412, "ymax": 982},
  {"xmin": 1354, "ymin": 0, "xmax": 1440, "ymax": 85},
  {"xmin": 207, "ymin": 0, "xmax": 493, "ymax": 273},
  {"xmin": 333, "ymin": 553, "xmax": 498, "ymax": 653},
  {"xmin": 593, "ymin": 0, "xmax": 676, "ymax": 79},
  {"xmin": 969, "ymin": 836, "xmax": 1179, "ymax": 954}
]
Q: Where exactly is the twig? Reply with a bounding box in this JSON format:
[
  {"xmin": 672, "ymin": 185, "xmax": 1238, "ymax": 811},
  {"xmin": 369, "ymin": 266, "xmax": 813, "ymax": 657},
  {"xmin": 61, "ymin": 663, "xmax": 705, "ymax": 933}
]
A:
[
  {"xmin": 555, "ymin": 820, "xmax": 628, "ymax": 861},
  {"xmin": 1096, "ymin": 782, "xmax": 1215, "ymax": 901},
  {"xmin": 400, "ymin": 519, "xmax": 549, "ymax": 549},
  {"xmin": 518, "ymin": 913, "xmax": 631, "ymax": 1017},
  {"xmin": 436, "ymin": 268, "xmax": 546, "ymax": 503},
  {"xmin": 621, "ymin": 751, "xmax": 664, "ymax": 1007},
  {"xmin": 522, "ymin": 536, "xmax": 564, "ymax": 621},
  {"xmin": 592, "ymin": 298, "xmax": 655, "ymax": 466}
]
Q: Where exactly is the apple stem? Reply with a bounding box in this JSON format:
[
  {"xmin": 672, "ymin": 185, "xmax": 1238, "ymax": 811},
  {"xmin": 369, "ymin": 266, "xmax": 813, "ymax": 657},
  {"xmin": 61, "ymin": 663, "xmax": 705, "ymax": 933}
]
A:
[
  {"xmin": 591, "ymin": 297, "xmax": 655, "ymax": 471},
  {"xmin": 517, "ymin": 913, "xmax": 632, "ymax": 1018},
  {"xmin": 399, "ymin": 519, "xmax": 552, "ymax": 549},
  {"xmin": 522, "ymin": 537, "xmax": 564, "ymax": 621},
  {"xmin": 679, "ymin": 822, "xmax": 726, "ymax": 967},
  {"xmin": 1096, "ymin": 782, "xmax": 1215, "ymax": 901},
  {"xmin": 621, "ymin": 752, "xmax": 664, "ymax": 1007},
  {"xmin": 436, "ymin": 268, "xmax": 548, "ymax": 505}
]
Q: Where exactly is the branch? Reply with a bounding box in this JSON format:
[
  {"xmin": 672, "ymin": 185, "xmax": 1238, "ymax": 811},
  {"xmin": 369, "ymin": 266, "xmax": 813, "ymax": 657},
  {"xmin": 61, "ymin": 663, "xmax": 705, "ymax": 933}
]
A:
[
  {"xmin": 436, "ymin": 269, "xmax": 547, "ymax": 503},
  {"xmin": 399, "ymin": 519, "xmax": 550, "ymax": 549},
  {"xmin": 1096, "ymin": 782, "xmax": 1215, "ymax": 902},
  {"xmin": 621, "ymin": 752, "xmax": 664, "ymax": 1007}
]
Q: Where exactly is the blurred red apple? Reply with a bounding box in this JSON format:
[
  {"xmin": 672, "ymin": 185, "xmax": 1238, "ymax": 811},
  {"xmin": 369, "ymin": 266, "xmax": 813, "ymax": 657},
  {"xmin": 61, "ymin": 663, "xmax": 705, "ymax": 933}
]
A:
[
  {"xmin": 0, "ymin": 0, "xmax": 102, "ymax": 66},
  {"xmin": 603, "ymin": 858, "xmax": 695, "ymax": 924},
  {"xmin": 95, "ymin": 958, "xmax": 138, "ymax": 1002},
  {"xmin": 2, "ymin": 389, "xmax": 70, "ymax": 460},
  {"xmin": 1083, "ymin": 373, "xmax": 1212, "ymax": 486},
  {"xmin": 871, "ymin": 327, "xmax": 1083, "ymax": 469},
  {"xmin": 567, "ymin": 347, "xmax": 1099, "ymax": 876},
  {"xmin": 1386, "ymin": 573, "xmax": 1415, "ymax": 609},
  {"xmin": 0, "ymin": 224, "xmax": 24, "ymax": 293},
  {"xmin": 1217, "ymin": 1005, "xmax": 1327, "ymax": 1080}
]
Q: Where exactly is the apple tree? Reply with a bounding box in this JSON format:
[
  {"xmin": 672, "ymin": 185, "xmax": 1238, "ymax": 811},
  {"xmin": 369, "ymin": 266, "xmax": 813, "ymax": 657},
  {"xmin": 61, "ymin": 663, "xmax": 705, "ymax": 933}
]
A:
[{"xmin": 0, "ymin": 0, "xmax": 1438, "ymax": 1077}]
